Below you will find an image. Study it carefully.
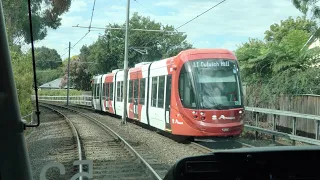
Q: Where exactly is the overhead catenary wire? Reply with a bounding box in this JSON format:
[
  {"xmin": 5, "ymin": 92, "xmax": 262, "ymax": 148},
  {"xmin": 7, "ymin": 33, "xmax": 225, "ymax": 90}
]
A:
[
  {"xmin": 72, "ymin": 25, "xmax": 182, "ymax": 33},
  {"xmin": 72, "ymin": 31, "xmax": 90, "ymax": 49},
  {"xmin": 60, "ymin": 0, "xmax": 97, "ymax": 58},
  {"xmin": 88, "ymin": 0, "xmax": 97, "ymax": 30},
  {"xmin": 176, "ymin": 0, "xmax": 226, "ymax": 29},
  {"xmin": 132, "ymin": 0, "xmax": 179, "ymax": 33},
  {"xmin": 72, "ymin": 0, "xmax": 96, "ymax": 48},
  {"xmin": 138, "ymin": 0, "xmax": 226, "ymax": 48},
  {"xmin": 132, "ymin": 0, "xmax": 183, "ymax": 47}
]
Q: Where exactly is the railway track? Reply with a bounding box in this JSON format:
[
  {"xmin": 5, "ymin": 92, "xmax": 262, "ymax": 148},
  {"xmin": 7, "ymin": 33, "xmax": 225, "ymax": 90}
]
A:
[
  {"xmin": 39, "ymin": 104, "xmax": 84, "ymax": 179},
  {"xmin": 27, "ymin": 105, "xmax": 82, "ymax": 180},
  {"xmin": 41, "ymin": 103, "xmax": 161, "ymax": 180},
  {"xmin": 51, "ymin": 103, "xmax": 257, "ymax": 151},
  {"xmin": 68, "ymin": 104, "xmax": 256, "ymax": 150}
]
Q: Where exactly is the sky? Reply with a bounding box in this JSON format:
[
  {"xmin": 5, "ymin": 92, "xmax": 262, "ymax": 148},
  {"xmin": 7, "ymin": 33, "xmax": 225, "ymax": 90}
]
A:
[{"xmin": 33, "ymin": 0, "xmax": 304, "ymax": 60}]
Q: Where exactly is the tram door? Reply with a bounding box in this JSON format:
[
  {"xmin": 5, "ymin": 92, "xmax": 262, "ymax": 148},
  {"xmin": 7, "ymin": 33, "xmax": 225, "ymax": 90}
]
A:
[
  {"xmin": 165, "ymin": 75, "xmax": 172, "ymax": 130},
  {"xmin": 133, "ymin": 80, "xmax": 139, "ymax": 119}
]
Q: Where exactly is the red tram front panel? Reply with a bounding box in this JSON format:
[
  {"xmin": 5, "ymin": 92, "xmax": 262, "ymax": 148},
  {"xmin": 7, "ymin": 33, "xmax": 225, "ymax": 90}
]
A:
[{"xmin": 169, "ymin": 49, "xmax": 245, "ymax": 137}]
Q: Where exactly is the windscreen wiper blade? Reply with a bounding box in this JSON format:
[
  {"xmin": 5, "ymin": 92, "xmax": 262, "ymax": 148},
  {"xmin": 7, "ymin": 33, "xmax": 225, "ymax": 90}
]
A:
[{"xmin": 213, "ymin": 104, "xmax": 229, "ymax": 110}]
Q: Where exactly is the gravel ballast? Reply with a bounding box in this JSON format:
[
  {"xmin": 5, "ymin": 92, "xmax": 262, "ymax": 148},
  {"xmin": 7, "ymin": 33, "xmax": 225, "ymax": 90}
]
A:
[
  {"xmin": 26, "ymin": 107, "xmax": 77, "ymax": 180},
  {"xmin": 57, "ymin": 107, "xmax": 156, "ymax": 180},
  {"xmin": 68, "ymin": 106, "xmax": 209, "ymax": 178}
]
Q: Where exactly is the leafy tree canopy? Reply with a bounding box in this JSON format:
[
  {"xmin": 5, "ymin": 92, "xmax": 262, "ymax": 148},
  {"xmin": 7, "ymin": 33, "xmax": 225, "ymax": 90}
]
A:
[
  {"xmin": 35, "ymin": 46, "xmax": 62, "ymax": 70},
  {"xmin": 292, "ymin": 0, "xmax": 320, "ymax": 19},
  {"xmin": 3, "ymin": 0, "xmax": 71, "ymax": 45},
  {"xmin": 235, "ymin": 16, "xmax": 320, "ymax": 106},
  {"xmin": 79, "ymin": 12, "xmax": 193, "ymax": 75},
  {"xmin": 60, "ymin": 56, "xmax": 91, "ymax": 91},
  {"xmin": 11, "ymin": 50, "xmax": 33, "ymax": 116}
]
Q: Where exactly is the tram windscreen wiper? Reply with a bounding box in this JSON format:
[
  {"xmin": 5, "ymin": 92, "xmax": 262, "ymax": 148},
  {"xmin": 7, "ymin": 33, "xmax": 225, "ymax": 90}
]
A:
[{"xmin": 212, "ymin": 104, "xmax": 229, "ymax": 110}]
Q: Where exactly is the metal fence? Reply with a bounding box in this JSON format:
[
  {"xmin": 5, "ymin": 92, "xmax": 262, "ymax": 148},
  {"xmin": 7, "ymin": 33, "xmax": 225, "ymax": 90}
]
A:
[
  {"xmin": 32, "ymin": 95, "xmax": 320, "ymax": 146},
  {"xmin": 245, "ymin": 107, "xmax": 320, "ymax": 146},
  {"xmin": 32, "ymin": 95, "xmax": 92, "ymax": 106}
]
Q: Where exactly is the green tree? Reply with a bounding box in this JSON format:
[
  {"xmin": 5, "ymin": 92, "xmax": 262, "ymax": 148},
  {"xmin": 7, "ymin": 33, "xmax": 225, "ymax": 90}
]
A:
[
  {"xmin": 3, "ymin": 0, "xmax": 71, "ymax": 45},
  {"xmin": 235, "ymin": 38, "xmax": 269, "ymax": 83},
  {"xmin": 80, "ymin": 12, "xmax": 193, "ymax": 75},
  {"xmin": 11, "ymin": 50, "xmax": 33, "ymax": 116},
  {"xmin": 292, "ymin": 0, "xmax": 320, "ymax": 19},
  {"xmin": 62, "ymin": 55, "xmax": 79, "ymax": 67},
  {"xmin": 264, "ymin": 16, "xmax": 317, "ymax": 43},
  {"xmin": 35, "ymin": 46, "xmax": 62, "ymax": 70},
  {"xmin": 60, "ymin": 56, "xmax": 91, "ymax": 91},
  {"xmin": 37, "ymin": 68, "xmax": 64, "ymax": 86},
  {"xmin": 236, "ymin": 16, "xmax": 320, "ymax": 105}
]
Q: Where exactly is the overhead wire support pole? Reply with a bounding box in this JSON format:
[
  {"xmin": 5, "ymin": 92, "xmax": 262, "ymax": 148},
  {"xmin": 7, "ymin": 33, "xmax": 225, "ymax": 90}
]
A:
[
  {"xmin": 67, "ymin": 42, "xmax": 71, "ymax": 106},
  {"xmin": 122, "ymin": 0, "xmax": 130, "ymax": 125}
]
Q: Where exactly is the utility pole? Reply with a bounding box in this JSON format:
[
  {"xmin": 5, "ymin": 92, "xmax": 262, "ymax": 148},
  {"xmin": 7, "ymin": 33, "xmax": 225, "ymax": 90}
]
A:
[
  {"xmin": 122, "ymin": 0, "xmax": 130, "ymax": 124},
  {"xmin": 67, "ymin": 41, "xmax": 71, "ymax": 106}
]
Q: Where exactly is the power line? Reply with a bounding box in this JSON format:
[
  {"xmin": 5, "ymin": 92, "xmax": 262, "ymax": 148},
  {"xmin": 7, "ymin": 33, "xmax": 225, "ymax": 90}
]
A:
[
  {"xmin": 72, "ymin": 31, "xmax": 90, "ymax": 48},
  {"xmin": 61, "ymin": 49, "xmax": 69, "ymax": 57},
  {"xmin": 130, "ymin": 0, "xmax": 186, "ymax": 48},
  {"xmin": 72, "ymin": 0, "xmax": 97, "ymax": 48},
  {"xmin": 89, "ymin": 0, "xmax": 97, "ymax": 31},
  {"xmin": 176, "ymin": 0, "xmax": 226, "ymax": 30},
  {"xmin": 60, "ymin": 0, "xmax": 97, "ymax": 57},
  {"xmin": 133, "ymin": 0, "xmax": 179, "ymax": 32},
  {"xmin": 72, "ymin": 25, "xmax": 183, "ymax": 33}
]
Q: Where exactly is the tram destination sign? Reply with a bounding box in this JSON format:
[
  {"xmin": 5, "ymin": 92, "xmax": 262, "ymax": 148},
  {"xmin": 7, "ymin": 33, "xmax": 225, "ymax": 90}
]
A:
[{"xmin": 192, "ymin": 60, "xmax": 232, "ymax": 68}]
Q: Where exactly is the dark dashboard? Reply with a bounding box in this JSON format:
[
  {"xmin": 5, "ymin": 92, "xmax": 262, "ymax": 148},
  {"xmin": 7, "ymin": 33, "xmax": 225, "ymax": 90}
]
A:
[{"xmin": 163, "ymin": 146, "xmax": 320, "ymax": 180}]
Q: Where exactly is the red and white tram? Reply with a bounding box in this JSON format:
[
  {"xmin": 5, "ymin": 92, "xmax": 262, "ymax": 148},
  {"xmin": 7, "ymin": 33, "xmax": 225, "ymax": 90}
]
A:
[{"xmin": 92, "ymin": 49, "xmax": 244, "ymax": 137}]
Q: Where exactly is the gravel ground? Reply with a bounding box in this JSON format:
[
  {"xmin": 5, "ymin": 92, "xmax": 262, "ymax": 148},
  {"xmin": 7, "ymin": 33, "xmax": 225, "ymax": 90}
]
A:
[
  {"xmin": 57, "ymin": 108, "xmax": 155, "ymax": 180},
  {"xmin": 67, "ymin": 106, "xmax": 211, "ymax": 178},
  {"xmin": 26, "ymin": 107, "xmax": 77, "ymax": 180}
]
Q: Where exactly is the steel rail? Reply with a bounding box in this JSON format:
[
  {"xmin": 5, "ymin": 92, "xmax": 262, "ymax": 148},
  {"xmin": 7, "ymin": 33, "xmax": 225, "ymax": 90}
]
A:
[
  {"xmin": 39, "ymin": 104, "xmax": 83, "ymax": 180},
  {"xmin": 41, "ymin": 102, "xmax": 162, "ymax": 180}
]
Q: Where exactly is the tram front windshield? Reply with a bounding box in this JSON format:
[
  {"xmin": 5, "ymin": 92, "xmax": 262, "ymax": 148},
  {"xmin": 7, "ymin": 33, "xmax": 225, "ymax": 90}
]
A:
[{"xmin": 178, "ymin": 59, "xmax": 243, "ymax": 110}]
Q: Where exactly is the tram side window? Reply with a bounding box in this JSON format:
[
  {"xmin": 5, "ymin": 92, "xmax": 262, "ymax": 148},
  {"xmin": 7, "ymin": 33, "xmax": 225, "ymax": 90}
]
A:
[
  {"xmin": 110, "ymin": 83, "xmax": 113, "ymax": 101},
  {"xmin": 102, "ymin": 83, "xmax": 106, "ymax": 100},
  {"xmin": 151, "ymin": 77, "xmax": 158, "ymax": 107},
  {"xmin": 92, "ymin": 83, "xmax": 94, "ymax": 97},
  {"xmin": 139, "ymin": 78, "xmax": 145, "ymax": 105},
  {"xmin": 93, "ymin": 84, "xmax": 96, "ymax": 99},
  {"xmin": 165, "ymin": 75, "xmax": 172, "ymax": 109},
  {"xmin": 179, "ymin": 70, "xmax": 196, "ymax": 108},
  {"xmin": 120, "ymin": 81, "xmax": 123, "ymax": 102},
  {"xmin": 158, "ymin": 76, "xmax": 165, "ymax": 108},
  {"xmin": 117, "ymin": 81, "xmax": 121, "ymax": 101},
  {"xmin": 129, "ymin": 80, "xmax": 133, "ymax": 102},
  {"xmin": 96, "ymin": 84, "xmax": 100, "ymax": 99},
  {"xmin": 134, "ymin": 79, "xmax": 138, "ymax": 104},
  {"xmin": 105, "ymin": 83, "xmax": 109, "ymax": 100}
]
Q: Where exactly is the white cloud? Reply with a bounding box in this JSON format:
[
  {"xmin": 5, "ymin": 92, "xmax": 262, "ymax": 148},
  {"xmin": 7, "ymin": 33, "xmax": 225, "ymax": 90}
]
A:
[
  {"xmin": 154, "ymin": 1, "xmax": 178, "ymax": 7},
  {"xmin": 151, "ymin": 0, "xmax": 302, "ymax": 38},
  {"xmin": 219, "ymin": 41, "xmax": 241, "ymax": 51},
  {"xmin": 68, "ymin": 0, "xmax": 88, "ymax": 13},
  {"xmin": 36, "ymin": 0, "xmax": 305, "ymax": 58}
]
